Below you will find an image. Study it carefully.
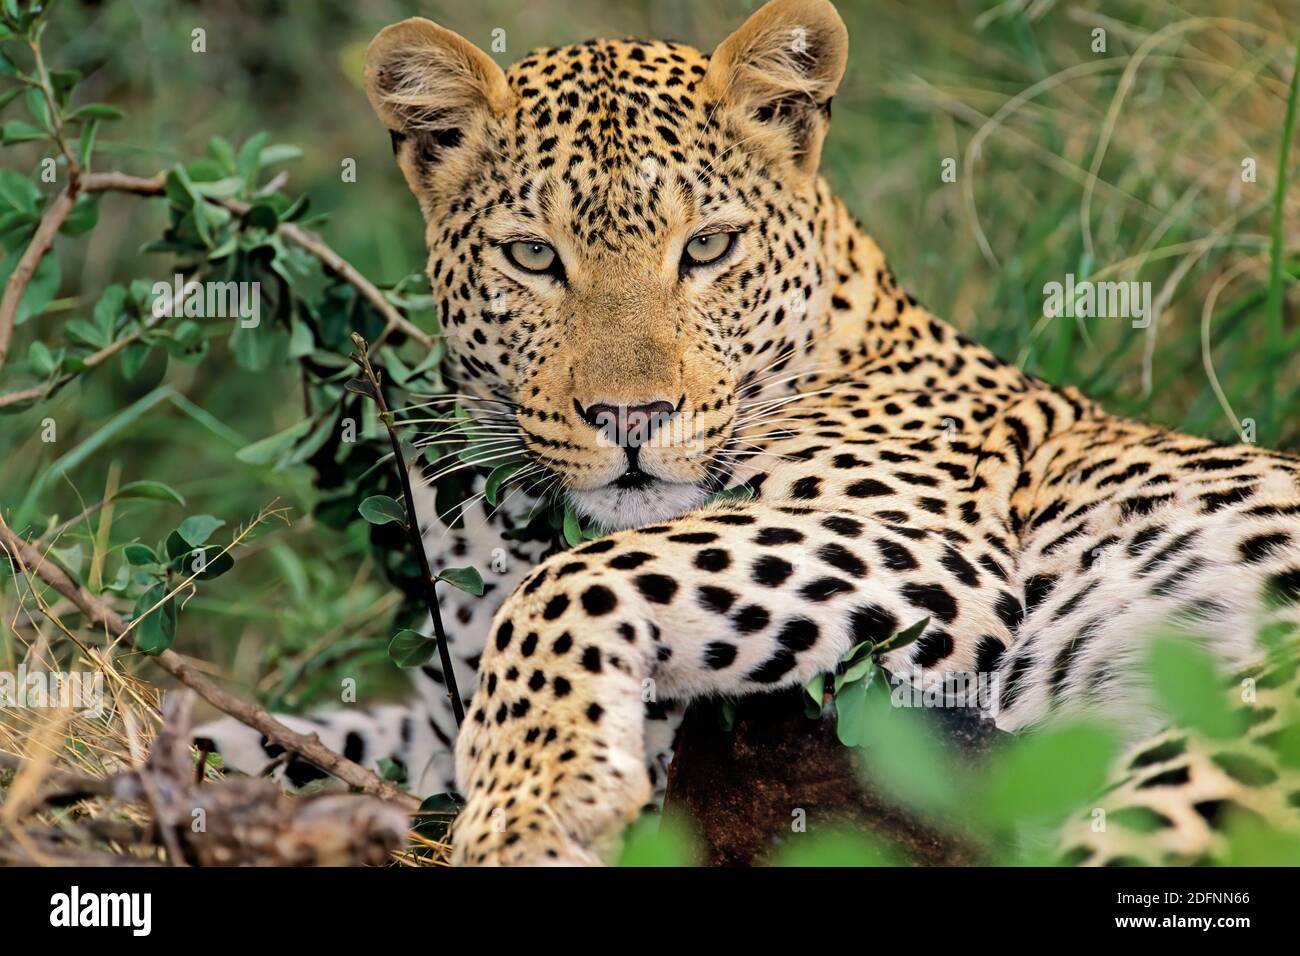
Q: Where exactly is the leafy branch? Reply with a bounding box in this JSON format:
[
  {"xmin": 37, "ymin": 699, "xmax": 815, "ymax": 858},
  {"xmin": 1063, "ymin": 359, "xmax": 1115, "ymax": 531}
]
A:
[{"xmin": 0, "ymin": 169, "xmax": 432, "ymax": 405}]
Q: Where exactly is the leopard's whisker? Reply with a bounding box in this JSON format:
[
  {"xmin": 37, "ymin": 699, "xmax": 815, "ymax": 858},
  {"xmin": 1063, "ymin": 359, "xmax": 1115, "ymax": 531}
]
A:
[{"xmin": 422, "ymin": 448, "xmax": 533, "ymax": 485}]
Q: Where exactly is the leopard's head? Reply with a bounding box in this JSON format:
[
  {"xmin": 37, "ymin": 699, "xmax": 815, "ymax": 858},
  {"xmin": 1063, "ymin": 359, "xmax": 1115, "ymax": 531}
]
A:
[{"xmin": 364, "ymin": 0, "xmax": 848, "ymax": 529}]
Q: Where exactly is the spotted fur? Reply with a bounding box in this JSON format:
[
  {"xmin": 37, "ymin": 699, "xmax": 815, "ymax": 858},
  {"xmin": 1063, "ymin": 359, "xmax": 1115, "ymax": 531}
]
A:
[{"xmin": 197, "ymin": 0, "xmax": 1300, "ymax": 866}]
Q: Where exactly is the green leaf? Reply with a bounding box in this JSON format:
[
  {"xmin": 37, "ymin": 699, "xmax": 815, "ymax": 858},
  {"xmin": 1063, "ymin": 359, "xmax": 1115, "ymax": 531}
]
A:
[
  {"xmin": 389, "ymin": 628, "xmax": 437, "ymax": 669},
  {"xmin": 976, "ymin": 721, "xmax": 1117, "ymax": 830},
  {"xmin": 804, "ymin": 671, "xmax": 825, "ymax": 706},
  {"xmin": 281, "ymin": 193, "xmax": 310, "ymax": 222},
  {"xmin": 182, "ymin": 157, "xmax": 222, "ymax": 182},
  {"xmin": 59, "ymin": 193, "xmax": 99, "ymax": 236},
  {"xmin": 359, "ymin": 494, "xmax": 405, "ymax": 525},
  {"xmin": 268, "ymin": 544, "xmax": 309, "ymax": 603},
  {"xmin": 1148, "ymin": 637, "xmax": 1241, "ymax": 740},
  {"xmin": 343, "ymin": 377, "xmax": 376, "ymax": 400},
  {"xmin": 177, "ymin": 514, "xmax": 224, "ymax": 547},
  {"xmin": 235, "ymin": 418, "xmax": 313, "ymax": 466},
  {"xmin": 67, "ymin": 102, "xmax": 124, "ymax": 122},
  {"xmin": 228, "ymin": 322, "xmax": 282, "ymax": 371},
  {"xmin": 0, "ymin": 169, "xmax": 39, "ymax": 216},
  {"xmin": 847, "ymin": 682, "xmax": 963, "ymax": 816},
  {"xmin": 433, "ymin": 469, "xmax": 471, "ymax": 530},
  {"xmin": 834, "ymin": 674, "xmax": 876, "ymax": 748},
  {"xmin": 0, "ymin": 246, "xmax": 58, "ymax": 324},
  {"xmin": 1220, "ymin": 812, "xmax": 1300, "ymax": 866},
  {"xmin": 206, "ymin": 235, "xmax": 238, "ymax": 260},
  {"xmin": 132, "ymin": 583, "xmax": 177, "ymax": 654},
  {"xmin": 413, "ymin": 792, "xmax": 464, "ymax": 843},
  {"xmin": 77, "ymin": 117, "xmax": 98, "ymax": 169},
  {"xmin": 103, "ymin": 562, "xmax": 132, "ymax": 596},
  {"xmin": 236, "ymin": 131, "xmax": 269, "ymax": 187},
  {"xmin": 23, "ymin": 87, "xmax": 49, "ymax": 130},
  {"xmin": 48, "ymin": 69, "xmax": 81, "ymax": 108},
  {"xmin": 377, "ymin": 757, "xmax": 407, "ymax": 784},
  {"xmin": 873, "ymin": 616, "xmax": 931, "ymax": 655},
  {"xmin": 280, "ymin": 412, "xmax": 338, "ymax": 468},
  {"xmin": 167, "ymin": 320, "xmax": 207, "ymax": 363},
  {"xmin": 1, "ymin": 119, "xmax": 46, "ymax": 143},
  {"xmin": 163, "ymin": 166, "xmax": 196, "ymax": 209},
  {"xmin": 836, "ymin": 656, "xmax": 875, "ymax": 693},
  {"xmin": 164, "ymin": 530, "xmax": 190, "ymax": 561},
  {"xmin": 115, "ymin": 480, "xmax": 185, "ymax": 506},
  {"xmin": 244, "ymin": 200, "xmax": 279, "ymax": 232},
  {"xmin": 92, "ymin": 283, "xmax": 126, "ymax": 338},
  {"xmin": 484, "ymin": 461, "xmax": 528, "ymax": 506},
  {"xmin": 287, "ymin": 315, "xmax": 314, "ymax": 358},
  {"xmin": 258, "ymin": 143, "xmax": 303, "ymax": 167},
  {"xmin": 438, "ymin": 565, "xmax": 484, "ymax": 596},
  {"xmin": 27, "ymin": 339, "xmax": 55, "ymax": 376},
  {"xmin": 65, "ymin": 318, "xmax": 108, "ymax": 348},
  {"xmin": 616, "ymin": 815, "xmax": 697, "ymax": 867},
  {"xmin": 839, "ymin": 639, "xmax": 873, "ymax": 668},
  {"xmin": 181, "ymin": 545, "xmax": 234, "ymax": 581},
  {"xmin": 827, "ymin": 640, "xmax": 875, "ymax": 694},
  {"xmin": 562, "ymin": 506, "xmax": 586, "ymax": 547},
  {"xmin": 123, "ymin": 543, "xmax": 158, "ymax": 566},
  {"xmin": 206, "ymin": 136, "xmax": 237, "ymax": 174},
  {"xmin": 191, "ymin": 195, "xmax": 212, "ymax": 247},
  {"xmin": 119, "ymin": 341, "xmax": 151, "ymax": 381}
]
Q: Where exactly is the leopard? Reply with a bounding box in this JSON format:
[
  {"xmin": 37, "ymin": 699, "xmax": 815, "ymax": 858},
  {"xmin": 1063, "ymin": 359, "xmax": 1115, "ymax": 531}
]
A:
[{"xmin": 196, "ymin": 0, "xmax": 1300, "ymax": 866}]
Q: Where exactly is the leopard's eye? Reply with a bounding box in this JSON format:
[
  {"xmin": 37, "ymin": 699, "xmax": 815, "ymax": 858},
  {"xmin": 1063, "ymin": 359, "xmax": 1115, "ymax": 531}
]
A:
[
  {"xmin": 505, "ymin": 241, "xmax": 558, "ymax": 274},
  {"xmin": 682, "ymin": 232, "xmax": 736, "ymax": 268}
]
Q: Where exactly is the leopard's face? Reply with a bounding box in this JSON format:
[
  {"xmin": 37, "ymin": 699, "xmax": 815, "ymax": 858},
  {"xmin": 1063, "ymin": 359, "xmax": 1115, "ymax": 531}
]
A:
[{"xmin": 364, "ymin": 10, "xmax": 847, "ymax": 528}]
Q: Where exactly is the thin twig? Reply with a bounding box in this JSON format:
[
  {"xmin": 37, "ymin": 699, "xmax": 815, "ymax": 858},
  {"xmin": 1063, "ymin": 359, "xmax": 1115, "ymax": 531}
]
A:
[
  {"xmin": 349, "ymin": 333, "xmax": 465, "ymax": 727},
  {"xmin": 0, "ymin": 512, "xmax": 419, "ymax": 810},
  {"xmin": 28, "ymin": 35, "xmax": 81, "ymax": 177},
  {"xmin": 0, "ymin": 187, "xmax": 76, "ymax": 373}
]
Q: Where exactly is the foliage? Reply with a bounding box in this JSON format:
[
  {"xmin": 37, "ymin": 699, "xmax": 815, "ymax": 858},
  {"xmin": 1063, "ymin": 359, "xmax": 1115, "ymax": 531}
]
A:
[{"xmin": 0, "ymin": 0, "xmax": 1297, "ymax": 867}]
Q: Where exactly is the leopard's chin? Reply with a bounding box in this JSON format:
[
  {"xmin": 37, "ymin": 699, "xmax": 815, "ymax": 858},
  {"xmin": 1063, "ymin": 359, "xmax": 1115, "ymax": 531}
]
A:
[{"xmin": 568, "ymin": 479, "xmax": 711, "ymax": 531}]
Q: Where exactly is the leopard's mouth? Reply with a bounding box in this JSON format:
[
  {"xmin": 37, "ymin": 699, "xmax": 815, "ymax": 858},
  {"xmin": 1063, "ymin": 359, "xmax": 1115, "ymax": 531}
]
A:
[
  {"xmin": 551, "ymin": 413, "xmax": 736, "ymax": 530},
  {"xmin": 567, "ymin": 474, "xmax": 712, "ymax": 530},
  {"xmin": 613, "ymin": 468, "xmax": 657, "ymax": 491}
]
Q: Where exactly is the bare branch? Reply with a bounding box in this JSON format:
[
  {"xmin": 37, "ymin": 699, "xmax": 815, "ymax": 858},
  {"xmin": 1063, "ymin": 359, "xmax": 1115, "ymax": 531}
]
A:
[{"xmin": 0, "ymin": 186, "xmax": 76, "ymax": 374}]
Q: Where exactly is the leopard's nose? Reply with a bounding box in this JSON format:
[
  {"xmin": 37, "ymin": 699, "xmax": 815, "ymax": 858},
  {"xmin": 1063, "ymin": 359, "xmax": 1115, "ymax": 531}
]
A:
[{"xmin": 575, "ymin": 399, "xmax": 676, "ymax": 448}]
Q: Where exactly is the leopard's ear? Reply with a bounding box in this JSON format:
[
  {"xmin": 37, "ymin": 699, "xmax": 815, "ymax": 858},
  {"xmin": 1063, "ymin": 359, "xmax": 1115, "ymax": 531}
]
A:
[
  {"xmin": 363, "ymin": 18, "xmax": 514, "ymax": 203},
  {"xmin": 703, "ymin": 0, "xmax": 848, "ymax": 175}
]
